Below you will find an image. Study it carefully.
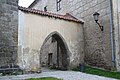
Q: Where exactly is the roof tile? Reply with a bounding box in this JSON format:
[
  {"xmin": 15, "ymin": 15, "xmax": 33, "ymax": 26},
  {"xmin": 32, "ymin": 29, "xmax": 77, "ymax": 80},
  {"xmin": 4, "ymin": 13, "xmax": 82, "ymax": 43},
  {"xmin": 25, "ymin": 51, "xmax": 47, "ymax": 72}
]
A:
[{"xmin": 19, "ymin": 6, "xmax": 84, "ymax": 24}]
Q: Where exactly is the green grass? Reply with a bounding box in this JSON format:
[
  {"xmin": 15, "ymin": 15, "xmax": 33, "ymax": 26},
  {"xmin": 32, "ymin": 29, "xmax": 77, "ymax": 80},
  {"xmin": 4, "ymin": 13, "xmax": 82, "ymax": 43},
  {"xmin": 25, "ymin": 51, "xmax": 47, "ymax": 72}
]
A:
[
  {"xmin": 73, "ymin": 66, "xmax": 120, "ymax": 79},
  {"xmin": 26, "ymin": 77, "xmax": 63, "ymax": 80}
]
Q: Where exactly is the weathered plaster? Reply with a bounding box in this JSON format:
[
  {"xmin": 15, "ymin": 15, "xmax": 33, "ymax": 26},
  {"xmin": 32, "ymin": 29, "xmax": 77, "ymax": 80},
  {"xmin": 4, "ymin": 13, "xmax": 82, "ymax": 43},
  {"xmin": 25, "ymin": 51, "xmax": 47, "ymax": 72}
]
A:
[
  {"xmin": 66, "ymin": 0, "xmax": 113, "ymax": 69},
  {"xmin": 18, "ymin": 11, "xmax": 84, "ymax": 71}
]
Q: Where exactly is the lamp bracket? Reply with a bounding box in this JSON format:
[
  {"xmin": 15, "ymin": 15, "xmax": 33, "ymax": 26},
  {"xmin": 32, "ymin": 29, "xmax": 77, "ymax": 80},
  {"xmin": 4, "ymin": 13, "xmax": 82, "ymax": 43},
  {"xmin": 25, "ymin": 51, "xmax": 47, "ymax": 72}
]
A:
[{"xmin": 96, "ymin": 21, "xmax": 103, "ymax": 31}]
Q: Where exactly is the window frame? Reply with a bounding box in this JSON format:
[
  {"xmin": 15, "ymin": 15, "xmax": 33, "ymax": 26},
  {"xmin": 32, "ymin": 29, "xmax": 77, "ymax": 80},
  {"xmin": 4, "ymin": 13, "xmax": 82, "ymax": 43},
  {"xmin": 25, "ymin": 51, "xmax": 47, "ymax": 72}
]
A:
[{"xmin": 56, "ymin": 0, "xmax": 62, "ymax": 11}]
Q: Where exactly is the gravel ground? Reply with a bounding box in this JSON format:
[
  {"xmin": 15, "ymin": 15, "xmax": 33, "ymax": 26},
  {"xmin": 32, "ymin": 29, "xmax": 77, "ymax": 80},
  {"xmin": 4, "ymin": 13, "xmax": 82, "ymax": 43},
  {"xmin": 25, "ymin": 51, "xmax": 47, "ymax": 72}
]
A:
[{"xmin": 0, "ymin": 71, "xmax": 117, "ymax": 80}]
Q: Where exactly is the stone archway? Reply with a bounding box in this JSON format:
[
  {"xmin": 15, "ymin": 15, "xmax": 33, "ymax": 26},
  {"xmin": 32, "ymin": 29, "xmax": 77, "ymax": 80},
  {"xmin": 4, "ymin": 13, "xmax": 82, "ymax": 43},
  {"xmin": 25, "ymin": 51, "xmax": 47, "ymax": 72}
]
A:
[{"xmin": 40, "ymin": 31, "xmax": 70, "ymax": 70}]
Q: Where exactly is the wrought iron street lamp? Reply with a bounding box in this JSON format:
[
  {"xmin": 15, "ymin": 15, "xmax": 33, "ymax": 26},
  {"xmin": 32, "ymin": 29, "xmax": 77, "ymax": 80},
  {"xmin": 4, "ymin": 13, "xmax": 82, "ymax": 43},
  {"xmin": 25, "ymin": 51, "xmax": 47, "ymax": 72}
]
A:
[{"xmin": 93, "ymin": 12, "xmax": 103, "ymax": 31}]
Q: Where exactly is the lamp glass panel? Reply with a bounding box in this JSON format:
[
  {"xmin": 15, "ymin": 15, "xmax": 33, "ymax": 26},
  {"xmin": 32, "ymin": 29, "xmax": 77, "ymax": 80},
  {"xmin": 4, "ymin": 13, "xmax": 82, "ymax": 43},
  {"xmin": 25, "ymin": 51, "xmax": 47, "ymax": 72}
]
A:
[{"xmin": 94, "ymin": 15, "xmax": 98, "ymax": 21}]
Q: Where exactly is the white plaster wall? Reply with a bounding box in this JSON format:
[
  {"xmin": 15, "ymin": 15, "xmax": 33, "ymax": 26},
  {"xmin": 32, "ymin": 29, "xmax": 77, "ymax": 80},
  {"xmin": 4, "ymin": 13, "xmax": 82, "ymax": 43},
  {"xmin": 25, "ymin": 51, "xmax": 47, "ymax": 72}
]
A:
[
  {"xmin": 18, "ymin": 10, "xmax": 26, "ymax": 70},
  {"xmin": 18, "ymin": 10, "xmax": 25, "ymax": 47},
  {"xmin": 18, "ymin": 11, "xmax": 84, "ymax": 71}
]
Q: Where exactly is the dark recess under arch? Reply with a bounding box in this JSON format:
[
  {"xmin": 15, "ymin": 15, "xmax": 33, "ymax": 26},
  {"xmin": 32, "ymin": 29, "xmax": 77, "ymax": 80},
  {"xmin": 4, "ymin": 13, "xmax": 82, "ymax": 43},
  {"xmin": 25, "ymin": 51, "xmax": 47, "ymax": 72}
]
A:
[{"xmin": 40, "ymin": 31, "xmax": 70, "ymax": 70}]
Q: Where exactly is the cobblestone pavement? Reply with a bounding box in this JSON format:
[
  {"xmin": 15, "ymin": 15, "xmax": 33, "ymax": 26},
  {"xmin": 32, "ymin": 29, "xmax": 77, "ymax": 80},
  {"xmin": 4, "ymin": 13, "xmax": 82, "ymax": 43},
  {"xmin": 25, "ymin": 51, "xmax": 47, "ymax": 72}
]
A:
[{"xmin": 0, "ymin": 70, "xmax": 117, "ymax": 80}]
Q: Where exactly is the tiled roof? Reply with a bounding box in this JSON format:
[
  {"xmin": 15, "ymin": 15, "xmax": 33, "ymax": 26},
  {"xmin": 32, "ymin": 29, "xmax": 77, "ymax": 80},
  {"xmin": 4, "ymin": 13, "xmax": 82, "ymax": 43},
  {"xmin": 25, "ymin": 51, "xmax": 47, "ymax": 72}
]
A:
[{"xmin": 19, "ymin": 6, "xmax": 84, "ymax": 24}]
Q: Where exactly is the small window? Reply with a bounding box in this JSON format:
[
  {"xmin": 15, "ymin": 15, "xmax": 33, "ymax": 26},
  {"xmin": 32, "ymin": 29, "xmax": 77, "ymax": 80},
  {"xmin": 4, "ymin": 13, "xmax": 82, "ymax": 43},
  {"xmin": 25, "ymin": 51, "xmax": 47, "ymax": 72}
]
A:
[
  {"xmin": 56, "ymin": 0, "xmax": 61, "ymax": 11},
  {"xmin": 44, "ymin": 6, "xmax": 47, "ymax": 12}
]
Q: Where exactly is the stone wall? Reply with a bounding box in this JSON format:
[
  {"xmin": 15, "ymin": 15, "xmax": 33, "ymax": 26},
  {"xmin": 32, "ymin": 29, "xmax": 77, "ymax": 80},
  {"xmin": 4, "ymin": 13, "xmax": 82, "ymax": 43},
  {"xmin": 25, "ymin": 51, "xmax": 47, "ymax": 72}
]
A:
[
  {"xmin": 30, "ymin": 0, "xmax": 68, "ymax": 15},
  {"xmin": 67, "ymin": 0, "xmax": 112, "ymax": 69},
  {"xmin": 31, "ymin": 0, "xmax": 48, "ymax": 11},
  {"xmin": 0, "ymin": 0, "xmax": 18, "ymax": 66},
  {"xmin": 40, "ymin": 37, "xmax": 57, "ymax": 67}
]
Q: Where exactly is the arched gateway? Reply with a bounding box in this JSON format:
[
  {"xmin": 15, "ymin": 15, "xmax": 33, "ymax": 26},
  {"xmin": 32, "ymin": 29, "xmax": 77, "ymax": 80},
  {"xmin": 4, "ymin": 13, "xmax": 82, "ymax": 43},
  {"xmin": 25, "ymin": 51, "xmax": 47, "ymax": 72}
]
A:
[
  {"xmin": 18, "ymin": 7, "xmax": 84, "ymax": 72},
  {"xmin": 40, "ymin": 32, "xmax": 70, "ymax": 70}
]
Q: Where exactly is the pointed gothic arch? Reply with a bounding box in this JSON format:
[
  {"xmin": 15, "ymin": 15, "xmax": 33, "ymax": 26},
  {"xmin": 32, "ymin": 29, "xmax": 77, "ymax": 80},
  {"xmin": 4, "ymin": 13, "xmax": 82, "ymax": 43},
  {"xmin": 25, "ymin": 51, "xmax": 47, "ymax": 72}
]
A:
[{"xmin": 40, "ymin": 31, "xmax": 70, "ymax": 70}]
